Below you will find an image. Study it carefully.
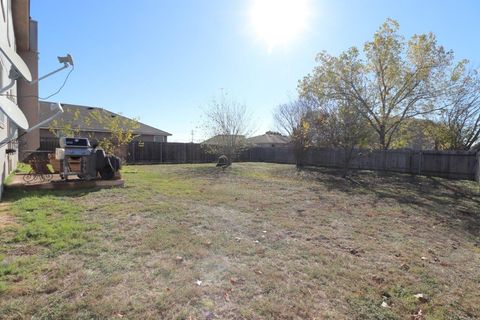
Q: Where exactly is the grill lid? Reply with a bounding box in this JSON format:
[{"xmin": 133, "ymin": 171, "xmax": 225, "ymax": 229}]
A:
[{"xmin": 59, "ymin": 137, "xmax": 91, "ymax": 148}]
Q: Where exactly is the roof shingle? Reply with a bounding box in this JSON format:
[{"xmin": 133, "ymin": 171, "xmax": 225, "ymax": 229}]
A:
[{"xmin": 39, "ymin": 101, "xmax": 171, "ymax": 136}]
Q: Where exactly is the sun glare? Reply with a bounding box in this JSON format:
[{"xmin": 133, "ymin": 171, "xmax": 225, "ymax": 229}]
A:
[{"xmin": 250, "ymin": 0, "xmax": 310, "ymax": 52}]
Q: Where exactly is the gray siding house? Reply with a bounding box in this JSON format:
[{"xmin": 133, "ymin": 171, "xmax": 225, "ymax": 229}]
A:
[{"xmin": 38, "ymin": 102, "xmax": 172, "ymax": 145}]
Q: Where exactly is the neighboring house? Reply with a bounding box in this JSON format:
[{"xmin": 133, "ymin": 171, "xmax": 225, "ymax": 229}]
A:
[
  {"xmin": 247, "ymin": 131, "xmax": 290, "ymax": 148},
  {"xmin": 38, "ymin": 101, "xmax": 172, "ymax": 145},
  {"xmin": 0, "ymin": 0, "xmax": 36, "ymax": 198},
  {"xmin": 202, "ymin": 134, "xmax": 247, "ymax": 145}
]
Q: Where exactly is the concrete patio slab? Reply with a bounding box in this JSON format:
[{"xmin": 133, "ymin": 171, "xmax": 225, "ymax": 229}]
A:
[{"xmin": 6, "ymin": 173, "xmax": 124, "ymax": 191}]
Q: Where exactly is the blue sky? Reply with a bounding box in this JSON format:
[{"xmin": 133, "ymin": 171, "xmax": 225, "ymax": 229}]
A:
[{"xmin": 32, "ymin": 0, "xmax": 480, "ymax": 142}]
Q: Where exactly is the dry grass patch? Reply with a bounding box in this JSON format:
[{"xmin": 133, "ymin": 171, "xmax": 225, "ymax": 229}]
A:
[{"xmin": 0, "ymin": 163, "xmax": 479, "ymax": 319}]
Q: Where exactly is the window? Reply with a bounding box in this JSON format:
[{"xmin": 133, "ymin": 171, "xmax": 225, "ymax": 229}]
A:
[{"xmin": 154, "ymin": 135, "xmax": 164, "ymax": 142}]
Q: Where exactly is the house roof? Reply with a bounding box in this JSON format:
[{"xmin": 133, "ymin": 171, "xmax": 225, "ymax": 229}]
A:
[
  {"xmin": 247, "ymin": 132, "xmax": 290, "ymax": 145},
  {"xmin": 39, "ymin": 101, "xmax": 171, "ymax": 136},
  {"xmin": 202, "ymin": 134, "xmax": 247, "ymax": 145}
]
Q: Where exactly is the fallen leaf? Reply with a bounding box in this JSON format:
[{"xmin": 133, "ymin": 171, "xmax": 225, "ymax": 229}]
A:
[
  {"xmin": 203, "ymin": 311, "xmax": 216, "ymax": 320},
  {"xmin": 349, "ymin": 249, "xmax": 360, "ymax": 256},
  {"xmin": 411, "ymin": 309, "xmax": 424, "ymax": 320},
  {"xmin": 372, "ymin": 275, "xmax": 385, "ymax": 284},
  {"xmin": 400, "ymin": 263, "xmax": 410, "ymax": 271},
  {"xmin": 413, "ymin": 293, "xmax": 429, "ymax": 303}
]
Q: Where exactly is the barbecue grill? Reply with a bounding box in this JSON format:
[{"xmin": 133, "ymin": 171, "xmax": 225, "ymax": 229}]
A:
[{"xmin": 55, "ymin": 137, "xmax": 121, "ymax": 180}]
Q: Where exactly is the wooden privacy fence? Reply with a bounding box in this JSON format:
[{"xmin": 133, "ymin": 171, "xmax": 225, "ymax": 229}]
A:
[
  {"xmin": 127, "ymin": 141, "xmax": 217, "ymax": 164},
  {"xmin": 39, "ymin": 139, "xmax": 218, "ymax": 164},
  {"xmin": 39, "ymin": 138, "xmax": 59, "ymax": 152},
  {"xmin": 39, "ymin": 138, "xmax": 479, "ymax": 181},
  {"xmin": 240, "ymin": 147, "xmax": 479, "ymax": 181}
]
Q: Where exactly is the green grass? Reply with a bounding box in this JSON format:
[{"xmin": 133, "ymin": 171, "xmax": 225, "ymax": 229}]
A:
[
  {"xmin": 10, "ymin": 195, "xmax": 90, "ymax": 251},
  {"xmin": 0, "ymin": 163, "xmax": 478, "ymax": 319}
]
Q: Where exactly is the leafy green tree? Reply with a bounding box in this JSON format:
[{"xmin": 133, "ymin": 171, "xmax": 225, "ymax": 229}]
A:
[
  {"xmin": 88, "ymin": 109, "xmax": 140, "ymax": 156},
  {"xmin": 291, "ymin": 117, "xmax": 315, "ymax": 167},
  {"xmin": 49, "ymin": 108, "xmax": 140, "ymax": 157},
  {"xmin": 299, "ymin": 18, "xmax": 453, "ymax": 150},
  {"xmin": 313, "ymin": 102, "xmax": 374, "ymax": 176},
  {"xmin": 48, "ymin": 109, "xmax": 82, "ymax": 138}
]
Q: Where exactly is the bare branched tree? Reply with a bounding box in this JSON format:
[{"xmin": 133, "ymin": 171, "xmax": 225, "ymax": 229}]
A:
[
  {"xmin": 272, "ymin": 99, "xmax": 316, "ymax": 167},
  {"xmin": 201, "ymin": 92, "xmax": 254, "ymax": 164},
  {"xmin": 440, "ymin": 64, "xmax": 480, "ymax": 150},
  {"xmin": 273, "ymin": 99, "xmax": 312, "ymax": 137}
]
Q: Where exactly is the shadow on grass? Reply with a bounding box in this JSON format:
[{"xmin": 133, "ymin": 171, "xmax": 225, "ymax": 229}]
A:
[
  {"xmin": 3, "ymin": 187, "xmax": 103, "ymax": 202},
  {"xmin": 300, "ymin": 166, "xmax": 480, "ymax": 238},
  {"xmin": 180, "ymin": 163, "xmax": 232, "ymax": 179}
]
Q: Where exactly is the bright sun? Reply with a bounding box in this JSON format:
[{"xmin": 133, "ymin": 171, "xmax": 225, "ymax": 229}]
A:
[{"xmin": 250, "ymin": 0, "xmax": 310, "ymax": 51}]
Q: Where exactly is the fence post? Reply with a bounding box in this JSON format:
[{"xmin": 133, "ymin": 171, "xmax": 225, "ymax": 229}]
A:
[
  {"xmin": 475, "ymin": 151, "xmax": 480, "ymax": 182},
  {"xmin": 418, "ymin": 151, "xmax": 422, "ymax": 175},
  {"xmin": 132, "ymin": 141, "xmax": 135, "ymax": 163}
]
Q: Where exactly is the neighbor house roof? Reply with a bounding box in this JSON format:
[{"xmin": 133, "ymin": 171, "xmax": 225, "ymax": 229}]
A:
[
  {"xmin": 39, "ymin": 101, "xmax": 171, "ymax": 136},
  {"xmin": 247, "ymin": 132, "xmax": 290, "ymax": 145},
  {"xmin": 202, "ymin": 134, "xmax": 247, "ymax": 145}
]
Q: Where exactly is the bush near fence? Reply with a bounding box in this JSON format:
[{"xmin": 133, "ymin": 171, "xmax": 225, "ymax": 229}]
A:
[{"xmin": 39, "ymin": 138, "xmax": 479, "ymax": 181}]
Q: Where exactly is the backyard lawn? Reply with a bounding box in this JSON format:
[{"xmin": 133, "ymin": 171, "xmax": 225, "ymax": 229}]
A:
[{"xmin": 0, "ymin": 163, "xmax": 479, "ymax": 319}]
